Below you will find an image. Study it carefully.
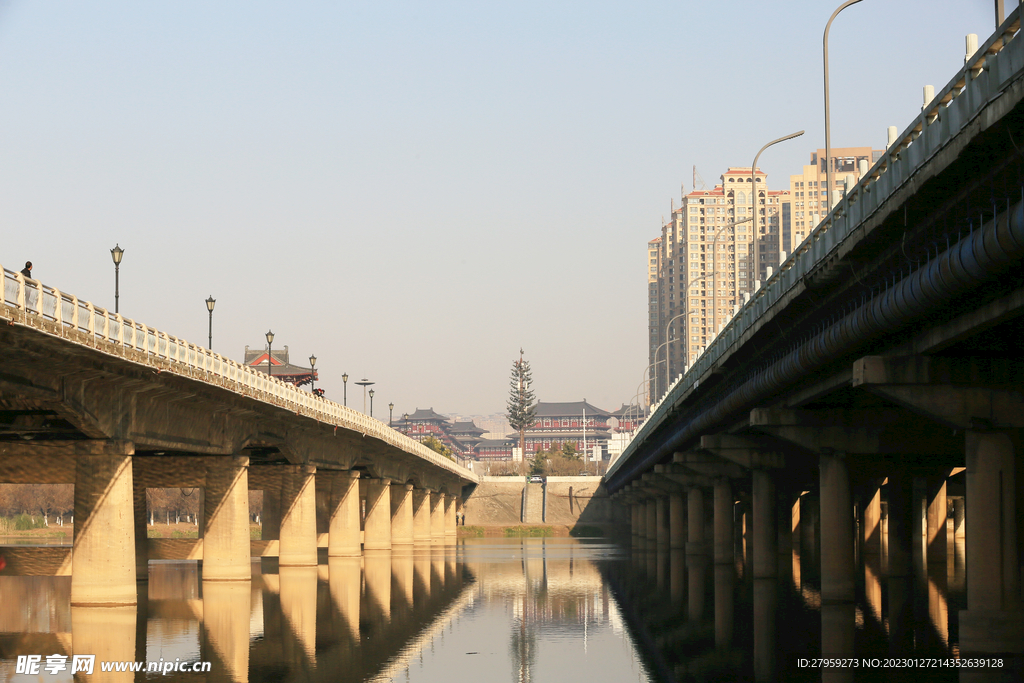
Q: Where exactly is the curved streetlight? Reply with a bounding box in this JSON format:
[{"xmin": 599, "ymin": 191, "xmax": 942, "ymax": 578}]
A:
[
  {"xmin": 265, "ymin": 330, "xmax": 275, "ymax": 377},
  {"xmin": 368, "ymin": 389, "xmax": 375, "ymax": 418},
  {"xmin": 110, "ymin": 244, "xmax": 124, "ymax": 314},
  {"xmin": 824, "ymin": 1, "xmax": 864, "ymax": 211},
  {"xmin": 388, "ymin": 402, "xmax": 394, "ymax": 427},
  {"xmin": 205, "ymin": 296, "xmax": 216, "ymax": 349},
  {"xmin": 309, "ymin": 354, "xmax": 317, "ymax": 394},
  {"xmin": 342, "ymin": 373, "xmax": 349, "ymax": 406}
]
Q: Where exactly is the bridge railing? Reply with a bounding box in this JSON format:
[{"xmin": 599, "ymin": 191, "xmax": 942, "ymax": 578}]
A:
[
  {"xmin": 609, "ymin": 7, "xmax": 1023, "ymax": 479},
  {"xmin": 0, "ymin": 265, "xmax": 478, "ymax": 483}
]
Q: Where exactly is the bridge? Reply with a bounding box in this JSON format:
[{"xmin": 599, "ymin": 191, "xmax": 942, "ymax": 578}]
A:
[
  {"xmin": 607, "ymin": 9, "xmax": 1024, "ymax": 657},
  {"xmin": 0, "ymin": 258, "xmax": 478, "ymax": 607}
]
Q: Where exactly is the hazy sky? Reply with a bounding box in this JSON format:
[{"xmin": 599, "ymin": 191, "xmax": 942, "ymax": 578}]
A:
[{"xmin": 0, "ymin": 1, "xmax": 998, "ymax": 417}]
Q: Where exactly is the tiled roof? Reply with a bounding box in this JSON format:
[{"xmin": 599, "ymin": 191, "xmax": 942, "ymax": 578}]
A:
[{"xmin": 533, "ymin": 401, "xmax": 610, "ymax": 417}]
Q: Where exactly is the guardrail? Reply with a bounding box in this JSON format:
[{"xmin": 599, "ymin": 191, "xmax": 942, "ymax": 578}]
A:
[
  {"xmin": 0, "ymin": 264, "xmax": 478, "ymax": 483},
  {"xmin": 608, "ymin": 7, "xmax": 1023, "ymax": 480}
]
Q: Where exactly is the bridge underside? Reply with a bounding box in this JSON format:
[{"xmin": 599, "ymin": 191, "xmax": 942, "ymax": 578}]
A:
[{"xmin": 610, "ymin": 18, "xmax": 1024, "ymax": 657}]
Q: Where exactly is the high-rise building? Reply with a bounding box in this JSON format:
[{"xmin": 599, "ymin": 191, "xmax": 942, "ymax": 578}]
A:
[
  {"xmin": 785, "ymin": 146, "xmax": 884, "ymax": 254},
  {"xmin": 647, "ymin": 168, "xmax": 790, "ymax": 402}
]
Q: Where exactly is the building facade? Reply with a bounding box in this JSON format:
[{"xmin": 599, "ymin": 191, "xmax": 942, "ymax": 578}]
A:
[
  {"xmin": 785, "ymin": 146, "xmax": 884, "ymax": 254},
  {"xmin": 648, "ymin": 168, "xmax": 791, "ymax": 402},
  {"xmin": 243, "ymin": 345, "xmax": 316, "ymax": 387}
]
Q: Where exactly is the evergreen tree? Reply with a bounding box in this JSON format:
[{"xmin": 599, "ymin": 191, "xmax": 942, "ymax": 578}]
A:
[{"xmin": 506, "ymin": 348, "xmax": 536, "ymax": 462}]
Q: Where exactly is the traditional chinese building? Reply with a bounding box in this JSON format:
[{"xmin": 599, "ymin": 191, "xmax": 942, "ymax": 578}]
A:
[
  {"xmin": 395, "ymin": 408, "xmax": 486, "ymax": 460},
  {"xmin": 243, "ymin": 345, "xmax": 317, "ymax": 387},
  {"xmin": 521, "ymin": 400, "xmax": 612, "ymax": 461}
]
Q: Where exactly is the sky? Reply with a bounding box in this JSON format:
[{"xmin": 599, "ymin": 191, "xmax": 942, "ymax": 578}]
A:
[{"xmin": 0, "ymin": 1, "xmax": 1000, "ymax": 417}]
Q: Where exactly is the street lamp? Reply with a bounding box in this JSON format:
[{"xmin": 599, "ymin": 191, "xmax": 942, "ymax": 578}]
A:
[
  {"xmin": 824, "ymin": 1, "xmax": 864, "ymax": 211},
  {"xmin": 389, "ymin": 402, "xmax": 394, "ymax": 427},
  {"xmin": 355, "ymin": 379, "xmax": 374, "ymax": 414},
  {"xmin": 309, "ymin": 354, "xmax": 317, "ymax": 394},
  {"xmin": 110, "ymin": 244, "xmax": 124, "ymax": 314},
  {"xmin": 205, "ymin": 296, "xmax": 216, "ymax": 349},
  {"xmin": 403, "ymin": 413, "xmax": 410, "ymax": 436},
  {"xmin": 368, "ymin": 389, "xmax": 375, "ymax": 418},
  {"xmin": 342, "ymin": 373, "xmax": 349, "ymax": 406},
  {"xmin": 265, "ymin": 330, "xmax": 274, "ymax": 377}
]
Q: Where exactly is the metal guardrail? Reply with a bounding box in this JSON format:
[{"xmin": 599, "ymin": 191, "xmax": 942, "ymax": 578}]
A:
[
  {"xmin": 0, "ymin": 265, "xmax": 478, "ymax": 483},
  {"xmin": 608, "ymin": 7, "xmax": 1023, "ymax": 480}
]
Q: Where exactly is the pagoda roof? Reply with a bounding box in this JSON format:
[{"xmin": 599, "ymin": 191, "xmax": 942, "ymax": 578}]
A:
[
  {"xmin": 477, "ymin": 438, "xmax": 515, "ymax": 448},
  {"xmin": 533, "ymin": 401, "xmax": 611, "ymax": 418},
  {"xmin": 405, "ymin": 407, "xmax": 450, "ymax": 423},
  {"xmin": 448, "ymin": 420, "xmax": 484, "ymax": 435}
]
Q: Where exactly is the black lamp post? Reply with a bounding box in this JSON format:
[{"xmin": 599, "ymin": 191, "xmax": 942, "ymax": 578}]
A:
[
  {"xmin": 388, "ymin": 402, "xmax": 394, "ymax": 427},
  {"xmin": 206, "ymin": 296, "xmax": 216, "ymax": 349},
  {"xmin": 368, "ymin": 389, "xmax": 375, "ymax": 418},
  {"xmin": 403, "ymin": 413, "xmax": 409, "ymax": 435},
  {"xmin": 309, "ymin": 354, "xmax": 317, "ymax": 394},
  {"xmin": 355, "ymin": 379, "xmax": 374, "ymax": 414},
  {"xmin": 265, "ymin": 330, "xmax": 274, "ymax": 377},
  {"xmin": 342, "ymin": 373, "xmax": 349, "ymax": 406},
  {"xmin": 110, "ymin": 244, "xmax": 124, "ymax": 313}
]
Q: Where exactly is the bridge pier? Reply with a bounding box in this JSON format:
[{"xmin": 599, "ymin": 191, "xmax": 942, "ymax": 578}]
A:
[
  {"xmin": 819, "ymin": 452, "xmax": 854, "ymax": 604},
  {"xmin": 71, "ymin": 448, "xmax": 137, "ymax": 606},
  {"xmin": 390, "ymin": 482, "xmax": 415, "ymax": 546},
  {"xmin": 655, "ymin": 495, "xmax": 670, "ymax": 549},
  {"xmin": 713, "ymin": 478, "xmax": 734, "ymax": 564},
  {"xmin": 669, "ymin": 491, "xmax": 686, "ymax": 550},
  {"xmin": 362, "ymin": 478, "xmax": 392, "ymax": 552},
  {"xmin": 752, "ymin": 470, "xmax": 777, "ymax": 580},
  {"xmin": 686, "ymin": 487, "xmax": 705, "ymax": 555},
  {"xmin": 412, "ymin": 488, "xmax": 432, "ymax": 544},
  {"xmin": 279, "ymin": 465, "xmax": 318, "ymax": 566},
  {"xmin": 444, "ymin": 492, "xmax": 458, "ymax": 541},
  {"xmin": 202, "ymin": 455, "xmax": 251, "ymax": 581},
  {"xmin": 429, "ymin": 491, "xmax": 445, "ymax": 543},
  {"xmin": 326, "ymin": 470, "xmax": 361, "ymax": 557}
]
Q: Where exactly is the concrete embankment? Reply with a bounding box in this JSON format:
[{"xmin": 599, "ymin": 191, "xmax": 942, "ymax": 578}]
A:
[{"xmin": 463, "ymin": 476, "xmax": 614, "ymax": 529}]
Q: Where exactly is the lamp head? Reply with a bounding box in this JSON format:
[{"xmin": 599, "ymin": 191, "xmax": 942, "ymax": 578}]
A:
[
  {"xmin": 342, "ymin": 373, "xmax": 348, "ymax": 383},
  {"xmin": 309, "ymin": 354, "xmax": 316, "ymax": 368},
  {"xmin": 368, "ymin": 389, "xmax": 375, "ymax": 398},
  {"xmin": 389, "ymin": 402, "xmax": 394, "ymax": 411},
  {"xmin": 110, "ymin": 244, "xmax": 124, "ymax": 265},
  {"xmin": 266, "ymin": 330, "xmax": 274, "ymax": 345},
  {"xmin": 206, "ymin": 295, "xmax": 216, "ymax": 312}
]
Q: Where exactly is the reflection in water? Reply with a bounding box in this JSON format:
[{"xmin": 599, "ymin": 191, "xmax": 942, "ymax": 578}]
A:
[{"xmin": 0, "ymin": 540, "xmax": 649, "ymax": 683}]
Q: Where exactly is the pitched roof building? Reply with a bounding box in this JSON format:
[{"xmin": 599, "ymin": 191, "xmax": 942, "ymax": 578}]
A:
[{"xmin": 243, "ymin": 345, "xmax": 317, "ymax": 387}]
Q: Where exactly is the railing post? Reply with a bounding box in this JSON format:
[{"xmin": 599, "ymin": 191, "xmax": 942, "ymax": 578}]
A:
[
  {"xmin": 15, "ymin": 272, "xmax": 25, "ymax": 310},
  {"xmin": 53, "ymin": 289, "xmax": 63, "ymax": 326}
]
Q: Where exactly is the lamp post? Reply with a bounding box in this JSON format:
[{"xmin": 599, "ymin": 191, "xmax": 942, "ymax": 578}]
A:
[
  {"xmin": 309, "ymin": 354, "xmax": 317, "ymax": 394},
  {"xmin": 403, "ymin": 413, "xmax": 410, "ymax": 436},
  {"xmin": 369, "ymin": 389, "xmax": 375, "ymax": 418},
  {"xmin": 355, "ymin": 379, "xmax": 374, "ymax": 414},
  {"xmin": 389, "ymin": 402, "xmax": 394, "ymax": 427},
  {"xmin": 265, "ymin": 330, "xmax": 274, "ymax": 377},
  {"xmin": 110, "ymin": 244, "xmax": 124, "ymax": 314},
  {"xmin": 205, "ymin": 296, "xmax": 216, "ymax": 349},
  {"xmin": 824, "ymin": 1, "xmax": 865, "ymax": 211},
  {"xmin": 342, "ymin": 373, "xmax": 349, "ymax": 406}
]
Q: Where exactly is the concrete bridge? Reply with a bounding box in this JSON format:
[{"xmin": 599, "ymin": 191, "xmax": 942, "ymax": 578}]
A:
[
  {"xmin": 607, "ymin": 10, "xmax": 1024, "ymax": 658},
  {"xmin": 0, "ymin": 259, "xmax": 478, "ymax": 606}
]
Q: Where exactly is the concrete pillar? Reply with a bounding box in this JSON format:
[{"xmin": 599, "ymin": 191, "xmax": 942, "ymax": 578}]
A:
[
  {"xmin": 820, "ymin": 453, "xmax": 854, "ymax": 604},
  {"xmin": 412, "ymin": 489, "xmax": 432, "ymax": 543},
  {"xmin": 714, "ymin": 478, "xmax": 734, "ymax": 564},
  {"xmin": 133, "ymin": 478, "xmax": 148, "ymax": 582},
  {"xmin": 714, "ymin": 563, "xmax": 734, "ymax": 648},
  {"xmin": 959, "ymin": 430, "xmax": 1023, "ymax": 653},
  {"xmin": 669, "ymin": 492, "xmax": 686, "ymax": 550},
  {"xmin": 951, "ymin": 497, "xmax": 965, "ymax": 540},
  {"xmin": 279, "ymin": 465, "xmax": 318, "ymax": 567},
  {"xmin": 631, "ymin": 503, "xmax": 641, "ymax": 538},
  {"xmin": 362, "ymin": 478, "xmax": 392, "ymax": 552},
  {"xmin": 262, "ymin": 484, "xmax": 281, "ymax": 542},
  {"xmin": 669, "ymin": 548, "xmax": 685, "ymax": 604},
  {"xmin": 777, "ymin": 490, "xmax": 794, "ymax": 556},
  {"xmin": 687, "ymin": 487, "xmax": 705, "ymax": 554},
  {"xmin": 444, "ymin": 493, "xmax": 458, "ymax": 541},
  {"xmin": 71, "ymin": 453, "xmax": 137, "ymax": 606},
  {"xmin": 752, "ymin": 470, "xmax": 777, "ymax": 579},
  {"xmin": 687, "ymin": 553, "xmax": 707, "ymax": 620},
  {"xmin": 390, "ymin": 483, "xmax": 414, "ymax": 546},
  {"xmin": 655, "ymin": 496, "xmax": 670, "ymax": 549},
  {"xmin": 926, "ymin": 473, "xmax": 948, "ymax": 565},
  {"xmin": 886, "ymin": 474, "xmax": 913, "ymax": 578},
  {"xmin": 645, "ymin": 498, "xmax": 657, "ymax": 543},
  {"xmin": 203, "ymin": 455, "xmax": 251, "ymax": 581},
  {"xmin": 429, "ymin": 491, "xmax": 445, "ymax": 543},
  {"xmin": 863, "ymin": 479, "xmax": 882, "ymax": 556},
  {"xmin": 327, "ymin": 471, "xmax": 361, "ymax": 557},
  {"xmin": 912, "ymin": 476, "xmax": 927, "ymax": 569}
]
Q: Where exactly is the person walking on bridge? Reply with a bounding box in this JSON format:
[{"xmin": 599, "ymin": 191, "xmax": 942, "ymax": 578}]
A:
[{"xmin": 20, "ymin": 261, "xmax": 32, "ymax": 279}]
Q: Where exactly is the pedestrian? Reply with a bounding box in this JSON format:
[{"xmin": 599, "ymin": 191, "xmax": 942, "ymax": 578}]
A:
[
  {"xmin": 20, "ymin": 261, "xmax": 32, "ymax": 279},
  {"xmin": 461, "ymin": 513, "xmax": 465, "ymax": 526}
]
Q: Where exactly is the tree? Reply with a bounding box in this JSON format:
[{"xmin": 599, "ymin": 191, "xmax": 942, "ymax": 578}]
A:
[
  {"xmin": 506, "ymin": 348, "xmax": 536, "ymax": 464},
  {"xmin": 422, "ymin": 435, "xmax": 454, "ymax": 460}
]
